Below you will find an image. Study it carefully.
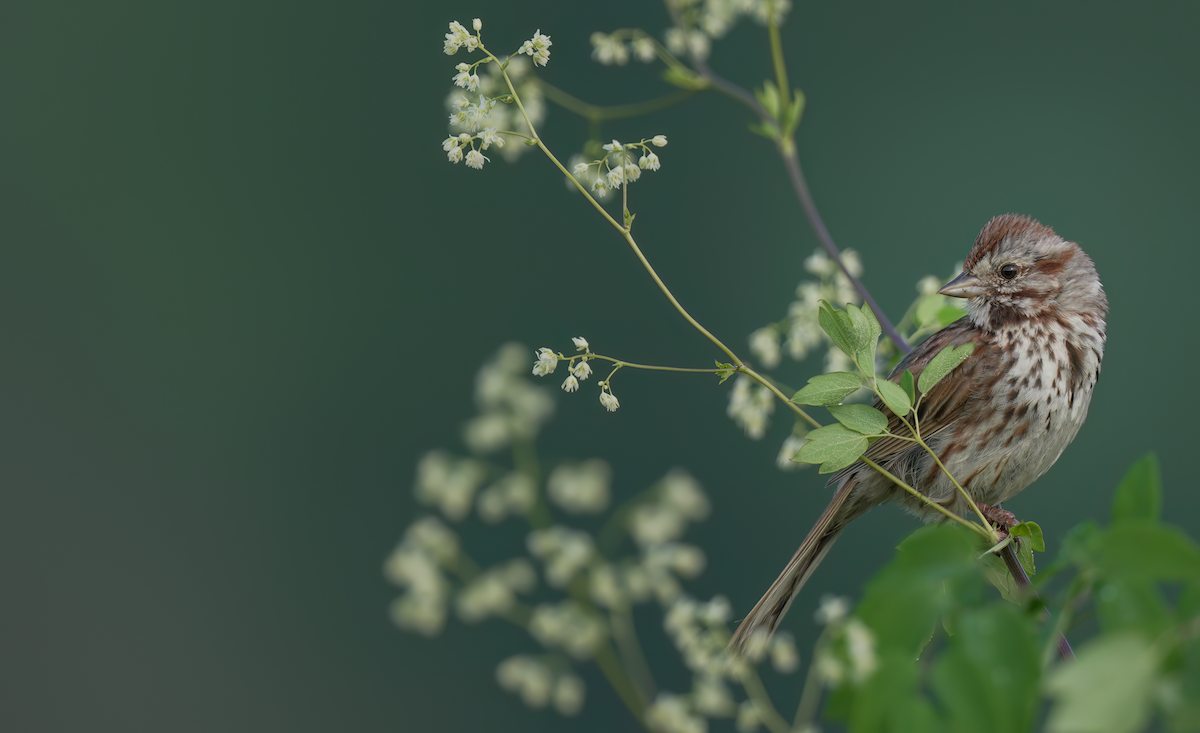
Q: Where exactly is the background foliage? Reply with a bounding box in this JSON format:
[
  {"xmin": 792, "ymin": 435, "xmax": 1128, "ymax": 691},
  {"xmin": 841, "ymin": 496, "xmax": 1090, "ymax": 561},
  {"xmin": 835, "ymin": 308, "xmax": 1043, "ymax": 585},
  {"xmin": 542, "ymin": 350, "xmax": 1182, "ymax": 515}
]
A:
[{"xmin": 3, "ymin": 1, "xmax": 1200, "ymax": 731}]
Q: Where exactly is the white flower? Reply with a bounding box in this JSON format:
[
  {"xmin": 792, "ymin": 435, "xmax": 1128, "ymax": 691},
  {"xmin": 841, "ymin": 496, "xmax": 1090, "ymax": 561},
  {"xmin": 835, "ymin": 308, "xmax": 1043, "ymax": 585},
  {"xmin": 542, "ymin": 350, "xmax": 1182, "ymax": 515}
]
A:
[
  {"xmin": 918, "ymin": 274, "xmax": 943, "ymax": 296},
  {"xmin": 390, "ymin": 592, "xmax": 446, "ymax": 636},
  {"xmin": 646, "ymin": 692, "xmax": 707, "ymax": 733},
  {"xmin": 639, "ymin": 151, "xmax": 661, "ymax": 171},
  {"xmin": 771, "ymin": 632, "xmax": 800, "ymax": 673},
  {"xmin": 572, "ymin": 360, "xmax": 593, "ymax": 380},
  {"xmin": 815, "ymin": 594, "xmax": 850, "ymax": 625},
  {"xmin": 776, "ymin": 433, "xmax": 808, "ymax": 471},
  {"xmin": 727, "ymin": 376, "xmax": 774, "ymax": 439},
  {"xmin": 452, "ymin": 63, "xmax": 480, "ymax": 91},
  {"xmin": 844, "ymin": 618, "xmax": 878, "ymax": 681},
  {"xmin": 804, "ymin": 250, "xmax": 830, "ymax": 276},
  {"xmin": 547, "ymin": 459, "xmax": 611, "ymax": 513},
  {"xmin": 841, "ymin": 249, "xmax": 864, "ymax": 278},
  {"xmin": 630, "ymin": 504, "xmax": 685, "ymax": 547},
  {"xmin": 589, "ymin": 563, "xmax": 625, "ymax": 608},
  {"xmin": 591, "ymin": 178, "xmax": 610, "ymax": 198},
  {"xmin": 599, "ymin": 391, "xmax": 620, "ymax": 412},
  {"xmin": 736, "ymin": 700, "xmax": 761, "ymax": 733},
  {"xmin": 442, "ymin": 135, "xmax": 458, "ymax": 152},
  {"xmin": 651, "ymin": 134, "xmax": 668, "ymax": 147},
  {"xmin": 590, "ymin": 32, "xmax": 630, "ymax": 65},
  {"xmin": 496, "ymin": 655, "xmax": 554, "ymax": 709},
  {"xmin": 479, "ymin": 127, "xmax": 504, "ymax": 150},
  {"xmin": 527, "ymin": 527, "xmax": 595, "ymax": 587},
  {"xmin": 602, "ymin": 139, "xmax": 625, "ymax": 153},
  {"xmin": 623, "ymin": 162, "xmax": 641, "ymax": 182},
  {"xmin": 696, "ymin": 595, "xmax": 732, "ymax": 625},
  {"xmin": 693, "ymin": 675, "xmax": 735, "ymax": 717},
  {"xmin": 606, "ymin": 165, "xmax": 625, "ymax": 189},
  {"xmin": 748, "ymin": 327, "xmax": 781, "ymax": 369},
  {"xmin": 529, "ymin": 601, "xmax": 607, "ymax": 659},
  {"xmin": 446, "ymin": 145, "xmax": 463, "ymax": 164},
  {"xmin": 413, "ymin": 453, "xmax": 485, "ymax": 521},
  {"xmin": 632, "ymin": 36, "xmax": 656, "ymax": 63},
  {"xmin": 532, "ymin": 347, "xmax": 558, "ymax": 376},
  {"xmin": 444, "ymin": 21, "xmax": 471, "ymax": 55},
  {"xmin": 554, "ymin": 674, "xmax": 586, "ymax": 716},
  {"xmin": 472, "ymin": 18, "xmax": 482, "ymax": 31},
  {"xmin": 518, "ymin": 30, "xmax": 553, "ymax": 66},
  {"xmin": 463, "ymin": 412, "xmax": 511, "ymax": 453},
  {"xmin": 572, "ymin": 161, "xmax": 590, "ymax": 177},
  {"xmin": 561, "ymin": 375, "xmax": 579, "ymax": 393},
  {"xmin": 465, "ymin": 149, "xmax": 488, "ymax": 170},
  {"xmin": 571, "ymin": 336, "xmax": 589, "ymax": 351},
  {"xmin": 661, "ymin": 470, "xmax": 710, "ymax": 520}
]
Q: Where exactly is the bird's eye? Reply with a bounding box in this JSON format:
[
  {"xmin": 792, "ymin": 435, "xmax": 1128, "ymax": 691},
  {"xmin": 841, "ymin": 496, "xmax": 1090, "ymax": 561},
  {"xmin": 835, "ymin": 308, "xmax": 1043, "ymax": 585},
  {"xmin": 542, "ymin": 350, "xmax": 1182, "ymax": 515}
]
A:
[{"xmin": 1000, "ymin": 264, "xmax": 1019, "ymax": 280}]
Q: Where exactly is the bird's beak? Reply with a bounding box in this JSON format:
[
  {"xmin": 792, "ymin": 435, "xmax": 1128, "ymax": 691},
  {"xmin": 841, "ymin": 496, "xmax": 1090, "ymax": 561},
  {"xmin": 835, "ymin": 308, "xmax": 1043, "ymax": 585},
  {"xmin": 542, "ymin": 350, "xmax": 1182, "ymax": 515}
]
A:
[{"xmin": 938, "ymin": 271, "xmax": 986, "ymax": 299}]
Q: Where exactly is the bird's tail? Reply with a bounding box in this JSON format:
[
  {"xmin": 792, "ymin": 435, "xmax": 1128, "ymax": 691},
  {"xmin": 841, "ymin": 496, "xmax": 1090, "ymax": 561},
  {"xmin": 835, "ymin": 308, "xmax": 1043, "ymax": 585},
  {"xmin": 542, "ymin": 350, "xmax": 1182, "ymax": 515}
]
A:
[{"xmin": 729, "ymin": 478, "xmax": 859, "ymax": 653}]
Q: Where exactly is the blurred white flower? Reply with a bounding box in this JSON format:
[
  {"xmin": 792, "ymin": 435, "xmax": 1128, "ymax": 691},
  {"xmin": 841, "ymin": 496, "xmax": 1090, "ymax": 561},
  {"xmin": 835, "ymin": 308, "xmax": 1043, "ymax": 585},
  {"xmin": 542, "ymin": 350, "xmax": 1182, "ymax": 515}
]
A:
[
  {"xmin": 660, "ymin": 469, "xmax": 710, "ymax": 520},
  {"xmin": 554, "ymin": 673, "xmax": 586, "ymax": 716},
  {"xmin": 692, "ymin": 675, "xmax": 735, "ymax": 717},
  {"xmin": 529, "ymin": 600, "xmax": 608, "ymax": 659},
  {"xmin": 736, "ymin": 700, "xmax": 761, "ymax": 733},
  {"xmin": 632, "ymin": 36, "xmax": 656, "ymax": 62},
  {"xmin": 591, "ymin": 32, "xmax": 630, "ymax": 65},
  {"xmin": 749, "ymin": 327, "xmax": 781, "ymax": 369},
  {"xmin": 727, "ymin": 376, "xmax": 774, "ymax": 439},
  {"xmin": 496, "ymin": 655, "xmax": 555, "ymax": 708},
  {"xmin": 776, "ymin": 433, "xmax": 808, "ymax": 471},
  {"xmin": 413, "ymin": 452, "xmax": 485, "ymax": 521},
  {"xmin": 771, "ymin": 632, "xmax": 800, "ymax": 673},
  {"xmin": 547, "ymin": 459, "xmax": 611, "ymax": 514},
  {"xmin": 527, "ymin": 526, "xmax": 595, "ymax": 587},
  {"xmin": 646, "ymin": 692, "xmax": 708, "ymax": 733},
  {"xmin": 815, "ymin": 594, "xmax": 850, "ymax": 625}
]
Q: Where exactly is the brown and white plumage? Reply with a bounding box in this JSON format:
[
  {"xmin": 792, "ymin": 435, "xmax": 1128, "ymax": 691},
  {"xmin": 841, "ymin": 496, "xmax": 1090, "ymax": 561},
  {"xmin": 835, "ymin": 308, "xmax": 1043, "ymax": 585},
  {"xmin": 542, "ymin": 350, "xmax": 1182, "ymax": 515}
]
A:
[{"xmin": 730, "ymin": 214, "xmax": 1107, "ymax": 650}]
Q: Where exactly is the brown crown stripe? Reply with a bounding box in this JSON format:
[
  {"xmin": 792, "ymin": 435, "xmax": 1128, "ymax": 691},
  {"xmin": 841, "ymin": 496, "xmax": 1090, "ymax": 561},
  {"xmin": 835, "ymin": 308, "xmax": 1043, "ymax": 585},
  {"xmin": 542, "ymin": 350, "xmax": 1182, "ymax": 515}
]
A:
[{"xmin": 965, "ymin": 214, "xmax": 1059, "ymax": 269}]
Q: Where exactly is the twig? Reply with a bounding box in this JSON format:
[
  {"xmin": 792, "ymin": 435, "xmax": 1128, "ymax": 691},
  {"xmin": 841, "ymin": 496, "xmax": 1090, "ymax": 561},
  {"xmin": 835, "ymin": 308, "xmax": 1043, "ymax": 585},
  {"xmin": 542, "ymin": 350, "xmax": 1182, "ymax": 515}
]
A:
[{"xmin": 996, "ymin": 505, "xmax": 1074, "ymax": 660}]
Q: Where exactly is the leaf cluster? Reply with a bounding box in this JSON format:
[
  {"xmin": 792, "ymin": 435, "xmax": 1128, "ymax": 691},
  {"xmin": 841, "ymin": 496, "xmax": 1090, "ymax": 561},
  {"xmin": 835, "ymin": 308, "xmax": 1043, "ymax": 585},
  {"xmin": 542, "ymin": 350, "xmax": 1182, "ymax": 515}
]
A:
[{"xmin": 822, "ymin": 454, "xmax": 1200, "ymax": 733}]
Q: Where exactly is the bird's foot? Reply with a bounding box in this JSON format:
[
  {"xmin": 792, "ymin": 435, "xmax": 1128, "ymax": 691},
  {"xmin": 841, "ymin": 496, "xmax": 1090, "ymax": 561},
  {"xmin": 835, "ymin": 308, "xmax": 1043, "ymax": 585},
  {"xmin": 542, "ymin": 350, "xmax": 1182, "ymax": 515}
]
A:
[{"xmin": 977, "ymin": 503, "xmax": 1018, "ymax": 529}]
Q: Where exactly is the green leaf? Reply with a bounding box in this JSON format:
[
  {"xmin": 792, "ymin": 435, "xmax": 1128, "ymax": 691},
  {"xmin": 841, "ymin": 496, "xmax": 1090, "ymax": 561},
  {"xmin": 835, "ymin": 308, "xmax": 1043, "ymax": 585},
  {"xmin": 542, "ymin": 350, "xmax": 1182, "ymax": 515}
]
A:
[
  {"xmin": 877, "ymin": 379, "xmax": 912, "ymax": 417},
  {"xmin": 782, "ymin": 88, "xmax": 806, "ymax": 138},
  {"xmin": 847, "ymin": 650, "xmax": 945, "ymax": 733},
  {"xmin": 794, "ymin": 423, "xmax": 869, "ymax": 474},
  {"xmin": 818, "ymin": 301, "xmax": 857, "ymax": 357},
  {"xmin": 1096, "ymin": 523, "xmax": 1200, "ymax": 581},
  {"xmin": 915, "ymin": 294, "xmax": 944, "ymax": 328},
  {"xmin": 1110, "ymin": 453, "xmax": 1161, "ymax": 525},
  {"xmin": 980, "ymin": 552, "xmax": 1024, "ymax": 604},
  {"xmin": 936, "ymin": 305, "xmax": 967, "ymax": 326},
  {"xmin": 856, "ymin": 525, "xmax": 981, "ymax": 657},
  {"xmin": 714, "ymin": 361, "xmax": 736, "ymax": 384},
  {"xmin": 827, "ymin": 404, "xmax": 889, "ymax": 435},
  {"xmin": 931, "ymin": 605, "xmax": 1041, "ymax": 733},
  {"xmin": 1095, "ymin": 578, "xmax": 1172, "ymax": 637},
  {"xmin": 1017, "ymin": 538, "xmax": 1037, "ymax": 578},
  {"xmin": 852, "ymin": 304, "xmax": 882, "ymax": 380},
  {"xmin": 918, "ymin": 343, "xmax": 975, "ymax": 394},
  {"xmin": 1045, "ymin": 633, "xmax": 1160, "ymax": 733},
  {"xmin": 899, "ymin": 369, "xmax": 915, "ymax": 404},
  {"xmin": 791, "ymin": 371, "xmax": 862, "ymax": 406},
  {"xmin": 1010, "ymin": 521, "xmax": 1045, "ymax": 553}
]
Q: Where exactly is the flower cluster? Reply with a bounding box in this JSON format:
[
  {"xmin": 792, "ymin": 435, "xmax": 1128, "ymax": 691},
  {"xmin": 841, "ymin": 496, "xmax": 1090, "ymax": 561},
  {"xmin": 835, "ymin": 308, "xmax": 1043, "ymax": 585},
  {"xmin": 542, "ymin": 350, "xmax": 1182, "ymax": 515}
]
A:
[
  {"xmin": 571, "ymin": 137, "xmax": 667, "ymax": 199},
  {"xmin": 529, "ymin": 336, "xmax": 621, "ymax": 412},
  {"xmin": 590, "ymin": 30, "xmax": 658, "ymax": 66},
  {"xmin": 811, "ymin": 595, "xmax": 878, "ymax": 685},
  {"xmin": 496, "ymin": 655, "xmax": 586, "ymax": 715},
  {"xmin": 528, "ymin": 600, "xmax": 608, "ymax": 659},
  {"xmin": 517, "ymin": 30, "xmax": 553, "ymax": 67},
  {"xmin": 726, "ymin": 375, "xmax": 775, "ymax": 440},
  {"xmin": 464, "ymin": 342, "xmax": 555, "ymax": 454},
  {"xmin": 441, "ymin": 21, "xmax": 546, "ymax": 167},
  {"xmin": 547, "ymin": 459, "xmax": 612, "ymax": 514},
  {"xmin": 384, "ymin": 516, "xmax": 457, "ymax": 636},
  {"xmin": 455, "ymin": 558, "xmax": 537, "ymax": 623}
]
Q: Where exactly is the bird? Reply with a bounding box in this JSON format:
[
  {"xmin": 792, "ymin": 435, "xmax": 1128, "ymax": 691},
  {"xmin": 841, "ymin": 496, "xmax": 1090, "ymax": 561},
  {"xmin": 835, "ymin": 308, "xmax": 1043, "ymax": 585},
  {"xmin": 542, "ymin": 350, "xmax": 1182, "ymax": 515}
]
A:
[{"xmin": 730, "ymin": 213, "xmax": 1107, "ymax": 649}]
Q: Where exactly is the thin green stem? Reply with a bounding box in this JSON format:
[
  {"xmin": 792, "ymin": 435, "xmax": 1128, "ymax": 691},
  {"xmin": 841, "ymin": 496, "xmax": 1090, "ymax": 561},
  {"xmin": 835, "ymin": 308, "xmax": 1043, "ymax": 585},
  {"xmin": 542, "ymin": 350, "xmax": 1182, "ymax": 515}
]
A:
[
  {"xmin": 537, "ymin": 80, "xmax": 695, "ymax": 122},
  {"xmin": 609, "ymin": 603, "xmax": 658, "ymax": 700},
  {"xmin": 740, "ymin": 667, "xmax": 792, "ymax": 733},
  {"xmin": 767, "ymin": 12, "xmax": 790, "ymax": 107},
  {"xmin": 593, "ymin": 640, "xmax": 652, "ymax": 726},
  {"xmin": 859, "ymin": 457, "xmax": 991, "ymax": 539},
  {"xmin": 573, "ymin": 353, "xmax": 728, "ymax": 374},
  {"xmin": 792, "ymin": 631, "xmax": 829, "ymax": 730}
]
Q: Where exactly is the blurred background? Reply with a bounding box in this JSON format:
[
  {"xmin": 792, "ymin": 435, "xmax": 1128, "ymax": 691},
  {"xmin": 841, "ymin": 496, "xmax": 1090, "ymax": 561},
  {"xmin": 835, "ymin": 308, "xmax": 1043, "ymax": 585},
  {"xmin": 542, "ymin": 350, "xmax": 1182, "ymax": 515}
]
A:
[{"xmin": 3, "ymin": 1, "xmax": 1198, "ymax": 731}]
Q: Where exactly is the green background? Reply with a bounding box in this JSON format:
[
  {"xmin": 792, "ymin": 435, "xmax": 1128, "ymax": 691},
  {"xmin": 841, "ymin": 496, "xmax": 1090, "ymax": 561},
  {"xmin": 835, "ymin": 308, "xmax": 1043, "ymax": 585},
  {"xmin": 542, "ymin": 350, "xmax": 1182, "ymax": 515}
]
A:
[{"xmin": 4, "ymin": 1, "xmax": 1197, "ymax": 731}]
